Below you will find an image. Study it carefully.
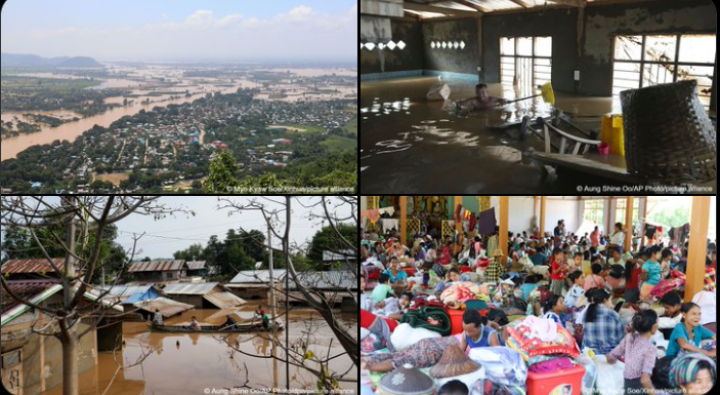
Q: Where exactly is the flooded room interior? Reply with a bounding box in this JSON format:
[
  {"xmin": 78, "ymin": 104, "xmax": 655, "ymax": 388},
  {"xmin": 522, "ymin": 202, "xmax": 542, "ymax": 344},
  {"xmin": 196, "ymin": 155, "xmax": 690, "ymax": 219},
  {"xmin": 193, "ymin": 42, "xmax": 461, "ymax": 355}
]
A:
[{"xmin": 360, "ymin": 0, "xmax": 717, "ymax": 194}]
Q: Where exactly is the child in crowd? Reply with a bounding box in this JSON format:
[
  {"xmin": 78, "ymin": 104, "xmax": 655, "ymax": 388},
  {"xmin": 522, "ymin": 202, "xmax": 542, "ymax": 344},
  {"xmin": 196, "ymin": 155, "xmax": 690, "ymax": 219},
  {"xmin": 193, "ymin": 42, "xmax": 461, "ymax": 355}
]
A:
[
  {"xmin": 659, "ymin": 291, "xmax": 683, "ymax": 339},
  {"xmin": 623, "ymin": 250, "xmax": 647, "ymax": 303},
  {"xmin": 435, "ymin": 268, "xmax": 460, "ymax": 294},
  {"xmin": 460, "ymin": 309, "xmax": 500, "ymax": 351},
  {"xmin": 584, "ymin": 264, "xmax": 606, "ymax": 291},
  {"xmin": 388, "ymin": 292, "xmax": 413, "ymax": 321},
  {"xmin": 660, "ymin": 248, "xmax": 674, "ymax": 281},
  {"xmin": 550, "ymin": 248, "xmax": 569, "ymax": 295},
  {"xmin": 570, "ymin": 252, "xmax": 583, "ymax": 273},
  {"xmin": 666, "ymin": 303, "xmax": 716, "ymax": 359},
  {"xmin": 606, "ymin": 310, "xmax": 660, "ymax": 395},
  {"xmin": 669, "ymin": 353, "xmax": 716, "ymax": 395},
  {"xmin": 521, "ymin": 274, "xmax": 542, "ymax": 301},
  {"xmin": 564, "ymin": 271, "xmax": 585, "ymax": 309},
  {"xmin": 371, "ymin": 273, "xmax": 393, "ymax": 304},
  {"xmin": 641, "ymin": 246, "xmax": 662, "ymax": 301},
  {"xmin": 542, "ymin": 293, "xmax": 566, "ymax": 328}
]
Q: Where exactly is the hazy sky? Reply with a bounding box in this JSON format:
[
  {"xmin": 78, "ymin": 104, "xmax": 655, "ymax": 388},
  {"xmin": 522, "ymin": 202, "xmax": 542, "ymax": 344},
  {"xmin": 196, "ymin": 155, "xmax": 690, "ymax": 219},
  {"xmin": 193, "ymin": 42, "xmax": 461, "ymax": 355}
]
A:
[{"xmin": 1, "ymin": 0, "xmax": 358, "ymax": 62}]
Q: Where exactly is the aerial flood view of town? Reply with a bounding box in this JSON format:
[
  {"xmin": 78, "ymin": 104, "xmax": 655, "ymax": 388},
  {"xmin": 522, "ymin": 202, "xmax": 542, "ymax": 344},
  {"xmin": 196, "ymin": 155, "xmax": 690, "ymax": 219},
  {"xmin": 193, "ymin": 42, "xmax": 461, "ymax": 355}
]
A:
[{"xmin": 0, "ymin": 0, "xmax": 358, "ymax": 194}]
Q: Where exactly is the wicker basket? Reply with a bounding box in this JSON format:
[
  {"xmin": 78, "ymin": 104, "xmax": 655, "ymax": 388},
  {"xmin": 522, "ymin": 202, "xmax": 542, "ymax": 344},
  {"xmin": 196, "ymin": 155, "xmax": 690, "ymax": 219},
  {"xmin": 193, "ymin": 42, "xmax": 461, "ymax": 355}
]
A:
[{"xmin": 620, "ymin": 80, "xmax": 716, "ymax": 184}]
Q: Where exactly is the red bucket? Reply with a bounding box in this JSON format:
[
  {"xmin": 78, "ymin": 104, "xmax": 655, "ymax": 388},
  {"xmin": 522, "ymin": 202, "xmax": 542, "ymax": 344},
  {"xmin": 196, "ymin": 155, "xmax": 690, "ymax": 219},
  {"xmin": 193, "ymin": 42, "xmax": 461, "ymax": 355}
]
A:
[{"xmin": 598, "ymin": 143, "xmax": 610, "ymax": 156}]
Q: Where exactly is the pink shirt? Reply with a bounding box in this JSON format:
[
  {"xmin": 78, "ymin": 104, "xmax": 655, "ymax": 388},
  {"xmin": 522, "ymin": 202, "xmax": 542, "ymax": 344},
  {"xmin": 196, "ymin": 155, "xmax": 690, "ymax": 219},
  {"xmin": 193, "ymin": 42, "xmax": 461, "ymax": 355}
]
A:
[{"xmin": 584, "ymin": 274, "xmax": 606, "ymax": 291}]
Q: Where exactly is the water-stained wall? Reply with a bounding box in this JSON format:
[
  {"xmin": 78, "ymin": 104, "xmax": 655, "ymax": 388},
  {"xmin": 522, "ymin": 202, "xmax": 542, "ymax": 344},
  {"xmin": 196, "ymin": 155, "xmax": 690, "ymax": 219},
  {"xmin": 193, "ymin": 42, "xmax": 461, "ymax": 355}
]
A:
[
  {"xmin": 422, "ymin": 18, "xmax": 480, "ymax": 75},
  {"xmin": 360, "ymin": 20, "xmax": 424, "ymax": 74}
]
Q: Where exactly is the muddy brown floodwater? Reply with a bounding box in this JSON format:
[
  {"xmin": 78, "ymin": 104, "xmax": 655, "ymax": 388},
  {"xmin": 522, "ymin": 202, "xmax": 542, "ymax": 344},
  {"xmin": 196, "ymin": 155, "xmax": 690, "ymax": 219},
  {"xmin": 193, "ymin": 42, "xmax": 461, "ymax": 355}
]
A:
[
  {"xmin": 43, "ymin": 304, "xmax": 358, "ymax": 395},
  {"xmin": 360, "ymin": 77, "xmax": 626, "ymax": 193}
]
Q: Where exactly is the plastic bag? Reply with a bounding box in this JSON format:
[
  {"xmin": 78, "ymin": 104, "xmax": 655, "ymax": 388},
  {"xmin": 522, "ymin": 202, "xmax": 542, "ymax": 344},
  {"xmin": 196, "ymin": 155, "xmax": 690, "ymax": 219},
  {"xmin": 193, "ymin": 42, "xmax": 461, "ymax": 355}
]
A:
[
  {"xmin": 469, "ymin": 347, "xmax": 527, "ymax": 386},
  {"xmin": 574, "ymin": 349, "xmax": 597, "ymax": 395},
  {"xmin": 593, "ymin": 355, "xmax": 624, "ymax": 395},
  {"xmin": 390, "ymin": 323, "xmax": 441, "ymax": 350}
]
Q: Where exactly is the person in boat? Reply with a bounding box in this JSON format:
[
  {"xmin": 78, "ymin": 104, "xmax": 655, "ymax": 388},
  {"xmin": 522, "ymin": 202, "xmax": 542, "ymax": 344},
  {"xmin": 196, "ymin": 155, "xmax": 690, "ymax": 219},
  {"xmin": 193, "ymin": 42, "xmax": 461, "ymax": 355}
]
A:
[
  {"xmin": 221, "ymin": 314, "xmax": 238, "ymax": 331},
  {"xmin": 455, "ymin": 84, "xmax": 508, "ymax": 116},
  {"xmin": 189, "ymin": 316, "xmax": 201, "ymax": 331},
  {"xmin": 152, "ymin": 309, "xmax": 164, "ymax": 327},
  {"xmin": 256, "ymin": 308, "xmax": 270, "ymax": 329}
]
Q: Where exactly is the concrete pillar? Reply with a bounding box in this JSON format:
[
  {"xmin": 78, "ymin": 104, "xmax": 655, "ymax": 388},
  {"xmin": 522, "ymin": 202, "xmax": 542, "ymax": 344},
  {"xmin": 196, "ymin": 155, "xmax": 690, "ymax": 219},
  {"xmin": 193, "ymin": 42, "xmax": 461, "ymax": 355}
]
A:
[{"xmin": 685, "ymin": 196, "xmax": 711, "ymax": 302}]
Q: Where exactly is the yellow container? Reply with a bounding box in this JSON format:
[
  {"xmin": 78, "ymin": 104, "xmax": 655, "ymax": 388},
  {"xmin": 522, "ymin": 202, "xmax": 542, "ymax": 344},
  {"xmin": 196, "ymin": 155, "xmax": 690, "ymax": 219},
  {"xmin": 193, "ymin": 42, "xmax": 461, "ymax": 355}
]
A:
[{"xmin": 601, "ymin": 115, "xmax": 625, "ymax": 157}]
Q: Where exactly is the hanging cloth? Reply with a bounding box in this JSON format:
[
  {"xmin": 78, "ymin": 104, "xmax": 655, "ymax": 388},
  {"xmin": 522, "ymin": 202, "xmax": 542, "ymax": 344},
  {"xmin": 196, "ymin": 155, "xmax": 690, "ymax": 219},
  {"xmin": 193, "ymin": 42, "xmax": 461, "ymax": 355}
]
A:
[
  {"xmin": 478, "ymin": 208, "xmax": 497, "ymax": 236},
  {"xmin": 367, "ymin": 209, "xmax": 380, "ymax": 224},
  {"xmin": 468, "ymin": 213, "xmax": 478, "ymax": 232},
  {"xmin": 455, "ymin": 203, "xmax": 463, "ymax": 223}
]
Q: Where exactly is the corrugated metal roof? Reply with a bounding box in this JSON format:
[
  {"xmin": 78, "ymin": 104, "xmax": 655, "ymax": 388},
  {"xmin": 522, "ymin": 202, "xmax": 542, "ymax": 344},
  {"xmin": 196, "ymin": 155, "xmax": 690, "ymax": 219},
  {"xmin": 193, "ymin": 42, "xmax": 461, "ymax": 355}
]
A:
[
  {"xmin": 128, "ymin": 260, "xmax": 186, "ymax": 272},
  {"xmin": 1, "ymin": 259, "xmax": 66, "ymax": 274},
  {"xmin": 0, "ymin": 280, "xmax": 61, "ymax": 312},
  {"xmin": 322, "ymin": 250, "xmax": 356, "ymax": 262},
  {"xmin": 96, "ymin": 284, "xmax": 155, "ymax": 298},
  {"xmin": 229, "ymin": 270, "xmax": 287, "ymax": 284},
  {"xmin": 162, "ymin": 282, "xmax": 220, "ymax": 295},
  {"xmin": 186, "ymin": 261, "xmax": 207, "ymax": 270},
  {"xmin": 286, "ymin": 271, "xmax": 358, "ymax": 291},
  {"xmin": 203, "ymin": 290, "xmax": 247, "ymax": 309},
  {"xmin": 133, "ymin": 297, "xmax": 194, "ymax": 318}
]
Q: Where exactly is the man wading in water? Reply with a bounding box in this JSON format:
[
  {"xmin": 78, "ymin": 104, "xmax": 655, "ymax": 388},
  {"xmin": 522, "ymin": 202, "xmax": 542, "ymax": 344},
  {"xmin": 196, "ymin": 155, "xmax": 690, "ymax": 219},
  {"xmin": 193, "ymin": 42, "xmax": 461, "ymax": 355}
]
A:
[{"xmin": 455, "ymin": 84, "xmax": 508, "ymax": 116}]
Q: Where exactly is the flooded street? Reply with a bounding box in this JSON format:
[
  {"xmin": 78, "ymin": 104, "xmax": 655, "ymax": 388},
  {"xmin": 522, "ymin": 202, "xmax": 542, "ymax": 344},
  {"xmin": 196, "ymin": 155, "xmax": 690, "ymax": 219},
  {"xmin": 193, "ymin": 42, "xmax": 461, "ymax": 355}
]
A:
[
  {"xmin": 360, "ymin": 76, "xmax": 621, "ymax": 193},
  {"xmin": 44, "ymin": 304, "xmax": 357, "ymax": 395}
]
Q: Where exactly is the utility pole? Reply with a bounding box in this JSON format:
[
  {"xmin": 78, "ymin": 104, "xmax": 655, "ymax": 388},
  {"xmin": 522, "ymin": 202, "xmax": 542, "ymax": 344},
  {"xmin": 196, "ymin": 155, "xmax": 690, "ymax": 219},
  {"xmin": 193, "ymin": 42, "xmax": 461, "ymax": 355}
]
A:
[{"xmin": 268, "ymin": 223, "xmax": 277, "ymax": 320}]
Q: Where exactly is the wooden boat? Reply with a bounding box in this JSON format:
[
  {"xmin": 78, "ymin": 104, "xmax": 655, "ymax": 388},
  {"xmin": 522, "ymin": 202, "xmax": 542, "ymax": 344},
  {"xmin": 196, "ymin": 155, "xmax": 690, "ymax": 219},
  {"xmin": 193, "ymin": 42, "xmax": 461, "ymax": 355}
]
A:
[{"xmin": 147, "ymin": 323, "xmax": 284, "ymax": 333}]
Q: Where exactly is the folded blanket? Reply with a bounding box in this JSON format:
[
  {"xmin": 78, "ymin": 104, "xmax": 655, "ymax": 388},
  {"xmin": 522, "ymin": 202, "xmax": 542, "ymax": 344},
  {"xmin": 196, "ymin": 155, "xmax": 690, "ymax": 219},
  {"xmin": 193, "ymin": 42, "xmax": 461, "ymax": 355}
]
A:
[{"xmin": 401, "ymin": 306, "xmax": 452, "ymax": 336}]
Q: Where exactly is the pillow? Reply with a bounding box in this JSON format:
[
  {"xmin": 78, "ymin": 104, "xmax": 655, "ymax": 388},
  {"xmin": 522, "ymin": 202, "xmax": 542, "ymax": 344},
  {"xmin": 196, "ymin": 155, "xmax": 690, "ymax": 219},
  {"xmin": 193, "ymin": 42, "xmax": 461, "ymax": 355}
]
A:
[
  {"xmin": 390, "ymin": 323, "xmax": 441, "ymax": 350},
  {"xmin": 506, "ymin": 320, "xmax": 580, "ymax": 358}
]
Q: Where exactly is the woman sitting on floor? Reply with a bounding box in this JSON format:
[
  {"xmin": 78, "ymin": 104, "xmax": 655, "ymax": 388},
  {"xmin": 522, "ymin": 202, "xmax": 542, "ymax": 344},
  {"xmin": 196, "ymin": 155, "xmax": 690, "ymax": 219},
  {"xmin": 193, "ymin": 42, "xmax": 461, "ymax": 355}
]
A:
[
  {"xmin": 581, "ymin": 288, "xmax": 625, "ymax": 354},
  {"xmin": 666, "ymin": 302, "xmax": 716, "ymax": 359}
]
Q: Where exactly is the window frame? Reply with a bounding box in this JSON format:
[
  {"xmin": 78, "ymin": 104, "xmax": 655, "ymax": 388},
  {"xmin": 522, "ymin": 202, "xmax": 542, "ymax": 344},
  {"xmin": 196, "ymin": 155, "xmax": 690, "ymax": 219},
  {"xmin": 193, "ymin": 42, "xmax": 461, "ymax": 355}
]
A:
[
  {"xmin": 612, "ymin": 33, "xmax": 716, "ymax": 109},
  {"xmin": 500, "ymin": 36, "xmax": 553, "ymax": 89}
]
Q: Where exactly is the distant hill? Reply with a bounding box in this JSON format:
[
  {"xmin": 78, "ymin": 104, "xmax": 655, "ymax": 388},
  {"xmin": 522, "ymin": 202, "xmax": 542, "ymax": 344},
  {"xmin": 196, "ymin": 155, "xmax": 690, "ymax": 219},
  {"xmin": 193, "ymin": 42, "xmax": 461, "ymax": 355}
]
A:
[{"xmin": 1, "ymin": 53, "xmax": 103, "ymax": 68}]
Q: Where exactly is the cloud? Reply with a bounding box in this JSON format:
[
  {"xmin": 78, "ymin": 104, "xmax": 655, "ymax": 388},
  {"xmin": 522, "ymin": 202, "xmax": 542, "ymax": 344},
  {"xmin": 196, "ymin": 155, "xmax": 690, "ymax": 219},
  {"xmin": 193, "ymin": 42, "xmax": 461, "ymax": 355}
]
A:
[
  {"xmin": 217, "ymin": 13, "xmax": 244, "ymax": 27},
  {"xmin": 186, "ymin": 10, "xmax": 214, "ymax": 26}
]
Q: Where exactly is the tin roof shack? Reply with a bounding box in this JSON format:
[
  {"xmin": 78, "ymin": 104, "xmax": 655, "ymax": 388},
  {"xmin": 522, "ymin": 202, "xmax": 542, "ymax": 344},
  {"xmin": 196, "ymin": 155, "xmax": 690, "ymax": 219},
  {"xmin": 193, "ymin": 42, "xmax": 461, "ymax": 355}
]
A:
[
  {"xmin": 185, "ymin": 261, "xmax": 207, "ymax": 278},
  {"xmin": 96, "ymin": 284, "xmax": 194, "ymax": 320},
  {"xmin": 128, "ymin": 260, "xmax": 188, "ymax": 282},
  {"xmin": 322, "ymin": 250, "xmax": 357, "ymax": 271},
  {"xmin": 1, "ymin": 281, "xmax": 124, "ymax": 394},
  {"xmin": 277, "ymin": 271, "xmax": 358, "ymax": 313},
  {"xmin": 1, "ymin": 259, "xmax": 67, "ymax": 280},
  {"xmin": 227, "ymin": 270, "xmax": 287, "ymax": 300},
  {"xmin": 161, "ymin": 282, "xmax": 247, "ymax": 309}
]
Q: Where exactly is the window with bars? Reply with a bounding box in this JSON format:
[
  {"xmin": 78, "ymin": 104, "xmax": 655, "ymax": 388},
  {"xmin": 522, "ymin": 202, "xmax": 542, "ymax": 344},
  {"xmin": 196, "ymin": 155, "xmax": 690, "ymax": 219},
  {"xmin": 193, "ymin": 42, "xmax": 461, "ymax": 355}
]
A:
[
  {"xmin": 583, "ymin": 199, "xmax": 604, "ymax": 228},
  {"xmin": 500, "ymin": 37, "xmax": 552, "ymax": 89},
  {"xmin": 612, "ymin": 34, "xmax": 716, "ymax": 110},
  {"xmin": 615, "ymin": 198, "xmax": 641, "ymax": 229}
]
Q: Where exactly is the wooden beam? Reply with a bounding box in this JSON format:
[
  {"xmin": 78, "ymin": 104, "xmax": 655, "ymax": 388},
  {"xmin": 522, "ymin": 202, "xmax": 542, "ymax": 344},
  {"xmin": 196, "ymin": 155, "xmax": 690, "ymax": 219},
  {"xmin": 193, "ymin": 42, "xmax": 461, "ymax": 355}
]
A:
[
  {"xmin": 685, "ymin": 196, "xmax": 711, "ymax": 303},
  {"xmin": 403, "ymin": 1, "xmax": 479, "ymax": 17},
  {"xmin": 606, "ymin": 196, "xmax": 613, "ymax": 233},
  {"xmin": 624, "ymin": 196, "xmax": 634, "ymax": 253},
  {"xmin": 400, "ymin": 196, "xmax": 408, "ymax": 246},
  {"xmin": 640, "ymin": 196, "xmax": 648, "ymax": 248},
  {"xmin": 534, "ymin": 196, "xmax": 539, "ymax": 221},
  {"xmin": 539, "ymin": 196, "xmax": 547, "ymax": 238},
  {"xmin": 505, "ymin": 0, "xmax": 530, "ymax": 8},
  {"xmin": 454, "ymin": 0, "xmax": 489, "ymax": 13},
  {"xmin": 499, "ymin": 196, "xmax": 510, "ymax": 264},
  {"xmin": 548, "ymin": 0, "xmax": 586, "ymax": 7}
]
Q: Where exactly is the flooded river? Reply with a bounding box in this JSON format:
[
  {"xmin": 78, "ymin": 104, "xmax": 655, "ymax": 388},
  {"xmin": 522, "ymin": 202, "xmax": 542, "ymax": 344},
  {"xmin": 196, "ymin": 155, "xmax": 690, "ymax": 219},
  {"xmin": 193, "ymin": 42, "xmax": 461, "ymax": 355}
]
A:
[{"xmin": 44, "ymin": 304, "xmax": 357, "ymax": 395}]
